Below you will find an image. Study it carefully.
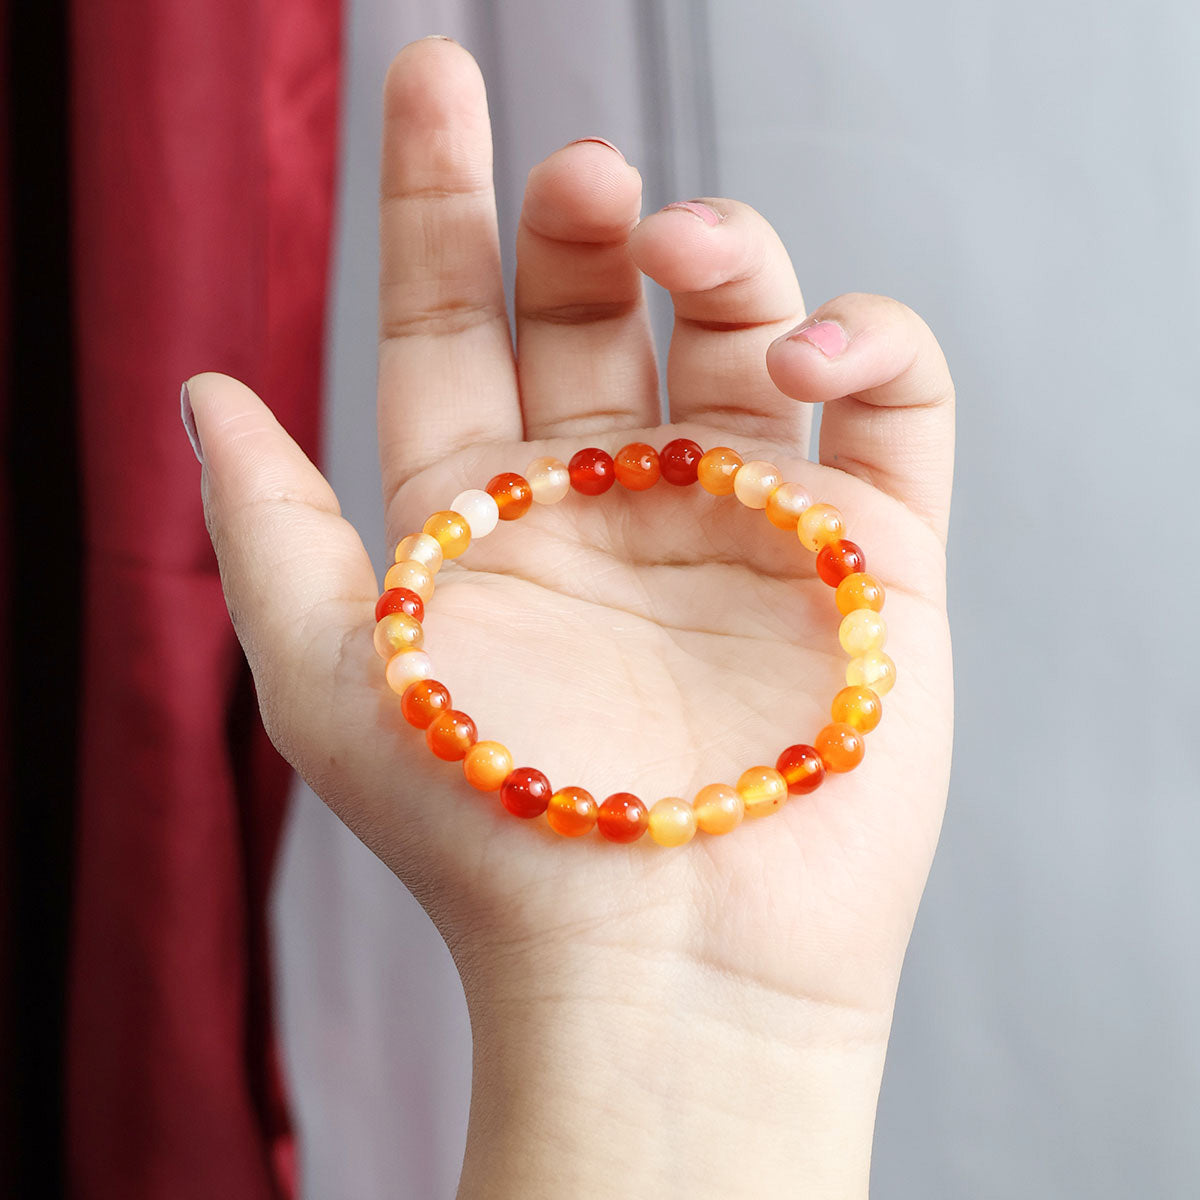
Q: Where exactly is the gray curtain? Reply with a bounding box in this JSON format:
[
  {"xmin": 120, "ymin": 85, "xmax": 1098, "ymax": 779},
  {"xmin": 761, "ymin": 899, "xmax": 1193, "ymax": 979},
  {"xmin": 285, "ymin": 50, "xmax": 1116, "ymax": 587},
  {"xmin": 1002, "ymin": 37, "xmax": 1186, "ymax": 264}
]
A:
[{"xmin": 271, "ymin": 2, "xmax": 1200, "ymax": 1196}]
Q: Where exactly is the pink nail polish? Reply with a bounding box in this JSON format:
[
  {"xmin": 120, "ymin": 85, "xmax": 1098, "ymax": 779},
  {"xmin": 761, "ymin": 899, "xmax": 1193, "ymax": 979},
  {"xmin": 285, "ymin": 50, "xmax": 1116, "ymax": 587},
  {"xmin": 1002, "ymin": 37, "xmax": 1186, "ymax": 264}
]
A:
[
  {"xmin": 180, "ymin": 381, "xmax": 203, "ymax": 464},
  {"xmin": 660, "ymin": 200, "xmax": 722, "ymax": 227},
  {"xmin": 787, "ymin": 318, "xmax": 847, "ymax": 357},
  {"xmin": 568, "ymin": 137, "xmax": 625, "ymax": 159}
]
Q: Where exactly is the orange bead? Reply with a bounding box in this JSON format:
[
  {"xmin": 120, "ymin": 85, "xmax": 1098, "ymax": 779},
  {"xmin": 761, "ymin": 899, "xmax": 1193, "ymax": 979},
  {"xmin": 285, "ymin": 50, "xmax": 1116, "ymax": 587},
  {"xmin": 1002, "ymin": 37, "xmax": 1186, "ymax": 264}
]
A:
[
  {"xmin": 485, "ymin": 472, "xmax": 534, "ymax": 521},
  {"xmin": 831, "ymin": 686, "xmax": 882, "ymax": 733},
  {"xmin": 815, "ymin": 722, "xmax": 865, "ymax": 773},
  {"xmin": 373, "ymin": 611, "xmax": 423, "ymax": 659},
  {"xmin": 384, "ymin": 559, "xmax": 434, "ymax": 602},
  {"xmin": 596, "ymin": 792, "xmax": 649, "ymax": 843},
  {"xmin": 816, "ymin": 539, "xmax": 866, "ymax": 587},
  {"xmin": 463, "ymin": 741, "xmax": 513, "ymax": 791},
  {"xmin": 500, "ymin": 767, "xmax": 552, "ymax": 818},
  {"xmin": 775, "ymin": 744, "xmax": 825, "ymax": 794},
  {"xmin": 764, "ymin": 482, "xmax": 813, "ymax": 530},
  {"xmin": 797, "ymin": 503, "xmax": 844, "ymax": 552},
  {"xmin": 614, "ymin": 442, "xmax": 661, "ymax": 491},
  {"xmin": 696, "ymin": 447, "xmax": 743, "ymax": 495},
  {"xmin": 692, "ymin": 783, "xmax": 744, "ymax": 834},
  {"xmin": 546, "ymin": 786, "xmax": 599, "ymax": 837},
  {"xmin": 401, "ymin": 679, "xmax": 452, "ymax": 730},
  {"xmin": 568, "ymin": 447, "xmax": 616, "ymax": 495},
  {"xmin": 422, "ymin": 510, "xmax": 471, "ymax": 558},
  {"xmin": 736, "ymin": 766, "xmax": 789, "ymax": 818},
  {"xmin": 835, "ymin": 572, "xmax": 885, "ymax": 616},
  {"xmin": 426, "ymin": 709, "xmax": 477, "ymax": 761}
]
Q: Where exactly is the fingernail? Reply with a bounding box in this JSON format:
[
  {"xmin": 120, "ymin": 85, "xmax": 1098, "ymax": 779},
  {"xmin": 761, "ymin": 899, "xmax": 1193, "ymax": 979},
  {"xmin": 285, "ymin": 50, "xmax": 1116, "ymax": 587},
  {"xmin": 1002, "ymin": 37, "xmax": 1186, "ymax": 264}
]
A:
[
  {"xmin": 567, "ymin": 136, "xmax": 625, "ymax": 160},
  {"xmin": 421, "ymin": 34, "xmax": 457, "ymax": 42},
  {"xmin": 180, "ymin": 381, "xmax": 203, "ymax": 464},
  {"xmin": 785, "ymin": 317, "xmax": 847, "ymax": 357},
  {"xmin": 660, "ymin": 200, "xmax": 722, "ymax": 227}
]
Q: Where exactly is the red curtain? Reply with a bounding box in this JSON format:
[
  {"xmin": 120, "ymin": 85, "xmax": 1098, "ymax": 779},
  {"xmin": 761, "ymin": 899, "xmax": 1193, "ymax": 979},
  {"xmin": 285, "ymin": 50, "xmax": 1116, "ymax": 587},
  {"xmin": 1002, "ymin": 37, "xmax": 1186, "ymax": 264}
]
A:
[{"xmin": 66, "ymin": 2, "xmax": 341, "ymax": 1196}]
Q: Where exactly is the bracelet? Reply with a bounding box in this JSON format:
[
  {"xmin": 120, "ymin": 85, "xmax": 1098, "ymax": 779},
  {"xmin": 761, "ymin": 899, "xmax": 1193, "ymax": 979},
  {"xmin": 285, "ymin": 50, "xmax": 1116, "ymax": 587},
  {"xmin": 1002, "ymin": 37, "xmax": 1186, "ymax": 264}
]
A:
[{"xmin": 373, "ymin": 440, "xmax": 894, "ymax": 847}]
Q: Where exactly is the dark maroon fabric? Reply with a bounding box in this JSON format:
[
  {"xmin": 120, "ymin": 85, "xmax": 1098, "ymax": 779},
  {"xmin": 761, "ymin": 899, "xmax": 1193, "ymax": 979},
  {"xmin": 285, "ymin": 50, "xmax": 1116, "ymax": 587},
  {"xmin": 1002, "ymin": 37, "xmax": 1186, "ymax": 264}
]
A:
[{"xmin": 66, "ymin": 2, "xmax": 341, "ymax": 1196}]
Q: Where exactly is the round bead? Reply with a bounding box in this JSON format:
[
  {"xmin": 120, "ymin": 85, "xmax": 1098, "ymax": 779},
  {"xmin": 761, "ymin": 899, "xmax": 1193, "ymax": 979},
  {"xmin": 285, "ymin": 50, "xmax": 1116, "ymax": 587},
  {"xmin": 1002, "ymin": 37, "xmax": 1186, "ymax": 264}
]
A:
[
  {"xmin": 764, "ymin": 482, "xmax": 813, "ymax": 530},
  {"xmin": 659, "ymin": 438, "xmax": 703, "ymax": 485},
  {"xmin": 775, "ymin": 744, "xmax": 826, "ymax": 795},
  {"xmin": 736, "ymin": 766, "xmax": 789, "ymax": 818},
  {"xmin": 692, "ymin": 783, "xmax": 745, "ymax": 835},
  {"xmin": 614, "ymin": 442, "xmax": 661, "ymax": 491},
  {"xmin": 816, "ymin": 539, "xmax": 866, "ymax": 587},
  {"xmin": 831, "ymin": 685, "xmax": 882, "ymax": 733},
  {"xmin": 797, "ymin": 503, "xmax": 845, "ymax": 552},
  {"xmin": 463, "ymin": 740, "xmax": 513, "ymax": 791},
  {"xmin": 500, "ymin": 767, "xmax": 553, "ymax": 818},
  {"xmin": 647, "ymin": 797, "xmax": 697, "ymax": 847},
  {"xmin": 546, "ymin": 786, "xmax": 599, "ymax": 837},
  {"xmin": 375, "ymin": 587, "xmax": 424, "ymax": 623},
  {"xmin": 394, "ymin": 532, "xmax": 444, "ymax": 572},
  {"xmin": 596, "ymin": 792, "xmax": 649, "ymax": 843},
  {"xmin": 568, "ymin": 447, "xmax": 616, "ymax": 495},
  {"xmin": 384, "ymin": 649, "xmax": 434, "ymax": 694},
  {"xmin": 373, "ymin": 611, "xmax": 423, "ymax": 659},
  {"xmin": 486, "ymin": 472, "xmax": 533, "ymax": 521},
  {"xmin": 400, "ymin": 679, "xmax": 451, "ymax": 729},
  {"xmin": 815, "ymin": 722, "xmax": 865, "ymax": 773},
  {"xmin": 835, "ymin": 572, "xmax": 886, "ymax": 615},
  {"xmin": 383, "ymin": 559, "xmax": 434, "ymax": 602},
  {"xmin": 839, "ymin": 609, "xmax": 888, "ymax": 656},
  {"xmin": 846, "ymin": 649, "xmax": 896, "ymax": 696},
  {"xmin": 733, "ymin": 460, "xmax": 782, "ymax": 509},
  {"xmin": 697, "ymin": 447, "xmax": 743, "ymax": 495},
  {"xmin": 450, "ymin": 489, "xmax": 500, "ymax": 538},
  {"xmin": 526, "ymin": 457, "xmax": 571, "ymax": 504},
  {"xmin": 426, "ymin": 709, "xmax": 478, "ymax": 761},
  {"xmin": 422, "ymin": 510, "xmax": 471, "ymax": 559}
]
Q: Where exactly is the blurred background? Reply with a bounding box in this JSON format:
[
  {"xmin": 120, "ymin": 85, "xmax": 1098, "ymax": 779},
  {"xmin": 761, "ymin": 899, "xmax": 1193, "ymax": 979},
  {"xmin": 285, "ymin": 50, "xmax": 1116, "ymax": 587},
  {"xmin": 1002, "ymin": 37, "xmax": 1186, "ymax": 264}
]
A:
[{"xmin": 4, "ymin": 1, "xmax": 1198, "ymax": 1197}]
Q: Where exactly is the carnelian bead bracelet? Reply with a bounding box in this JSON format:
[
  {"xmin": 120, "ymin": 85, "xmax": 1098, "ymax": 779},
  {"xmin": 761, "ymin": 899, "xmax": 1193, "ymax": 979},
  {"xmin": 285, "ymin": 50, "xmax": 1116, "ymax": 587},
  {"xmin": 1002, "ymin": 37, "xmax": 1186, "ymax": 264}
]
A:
[{"xmin": 375, "ymin": 440, "xmax": 896, "ymax": 847}]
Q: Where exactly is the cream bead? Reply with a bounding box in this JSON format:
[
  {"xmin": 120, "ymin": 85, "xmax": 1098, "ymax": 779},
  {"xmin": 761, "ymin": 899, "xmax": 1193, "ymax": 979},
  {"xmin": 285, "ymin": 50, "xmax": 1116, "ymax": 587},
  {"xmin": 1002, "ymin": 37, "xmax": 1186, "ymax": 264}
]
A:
[
  {"xmin": 526, "ymin": 456, "xmax": 571, "ymax": 504},
  {"xmin": 384, "ymin": 649, "xmax": 434, "ymax": 694},
  {"xmin": 373, "ymin": 612, "xmax": 423, "ymax": 659},
  {"xmin": 838, "ymin": 609, "xmax": 888, "ymax": 656},
  {"xmin": 733, "ymin": 460, "xmax": 782, "ymax": 509},
  {"xmin": 647, "ymin": 797, "xmax": 697, "ymax": 847},
  {"xmin": 692, "ymin": 783, "xmax": 744, "ymax": 834},
  {"xmin": 450, "ymin": 489, "xmax": 500, "ymax": 538},
  {"xmin": 394, "ymin": 532, "xmax": 444, "ymax": 572},
  {"xmin": 846, "ymin": 649, "xmax": 896, "ymax": 696},
  {"xmin": 383, "ymin": 559, "xmax": 434, "ymax": 602}
]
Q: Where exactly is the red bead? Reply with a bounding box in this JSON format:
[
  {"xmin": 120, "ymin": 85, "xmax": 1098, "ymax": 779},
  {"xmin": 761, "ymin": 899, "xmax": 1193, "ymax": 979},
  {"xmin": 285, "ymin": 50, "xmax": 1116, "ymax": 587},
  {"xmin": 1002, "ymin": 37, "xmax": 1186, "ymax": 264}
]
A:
[
  {"xmin": 568, "ymin": 447, "xmax": 616, "ymax": 495},
  {"xmin": 500, "ymin": 767, "xmax": 553, "ymax": 818},
  {"xmin": 659, "ymin": 438, "xmax": 704, "ymax": 486},
  {"xmin": 400, "ymin": 679, "xmax": 451, "ymax": 729},
  {"xmin": 485, "ymin": 472, "xmax": 534, "ymax": 520},
  {"xmin": 816, "ymin": 539, "xmax": 866, "ymax": 587},
  {"xmin": 596, "ymin": 792, "xmax": 649, "ymax": 843},
  {"xmin": 376, "ymin": 587, "xmax": 424, "ymax": 623},
  {"xmin": 613, "ymin": 442, "xmax": 661, "ymax": 491},
  {"xmin": 775, "ymin": 744, "xmax": 826, "ymax": 795},
  {"xmin": 426, "ymin": 710, "xmax": 477, "ymax": 761}
]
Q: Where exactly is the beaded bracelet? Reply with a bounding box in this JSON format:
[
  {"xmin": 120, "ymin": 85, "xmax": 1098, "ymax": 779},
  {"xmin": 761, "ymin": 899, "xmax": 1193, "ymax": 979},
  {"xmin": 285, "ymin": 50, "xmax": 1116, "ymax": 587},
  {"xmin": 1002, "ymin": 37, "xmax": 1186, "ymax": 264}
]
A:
[{"xmin": 373, "ymin": 440, "xmax": 895, "ymax": 847}]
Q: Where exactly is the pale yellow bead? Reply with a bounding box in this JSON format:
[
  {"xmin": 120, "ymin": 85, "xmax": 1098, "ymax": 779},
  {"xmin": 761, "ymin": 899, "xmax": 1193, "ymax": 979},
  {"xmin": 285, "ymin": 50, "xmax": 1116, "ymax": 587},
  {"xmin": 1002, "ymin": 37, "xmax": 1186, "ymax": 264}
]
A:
[
  {"xmin": 846, "ymin": 649, "xmax": 896, "ymax": 696},
  {"xmin": 838, "ymin": 609, "xmax": 888, "ymax": 656},
  {"xmin": 647, "ymin": 797, "xmax": 697, "ymax": 847},
  {"xmin": 384, "ymin": 649, "xmax": 433, "ymax": 694},
  {"xmin": 373, "ymin": 612, "xmax": 423, "ymax": 659},
  {"xmin": 692, "ymin": 783, "xmax": 744, "ymax": 835},
  {"xmin": 450, "ymin": 489, "xmax": 500, "ymax": 538},
  {"xmin": 733, "ymin": 460, "xmax": 782, "ymax": 509},
  {"xmin": 394, "ymin": 532, "xmax": 444, "ymax": 572},
  {"xmin": 736, "ymin": 766, "xmax": 789, "ymax": 818},
  {"xmin": 765, "ymin": 482, "xmax": 813, "ymax": 530},
  {"xmin": 796, "ymin": 502, "xmax": 845, "ymax": 552},
  {"xmin": 526, "ymin": 456, "xmax": 571, "ymax": 504},
  {"xmin": 383, "ymin": 559, "xmax": 434, "ymax": 602}
]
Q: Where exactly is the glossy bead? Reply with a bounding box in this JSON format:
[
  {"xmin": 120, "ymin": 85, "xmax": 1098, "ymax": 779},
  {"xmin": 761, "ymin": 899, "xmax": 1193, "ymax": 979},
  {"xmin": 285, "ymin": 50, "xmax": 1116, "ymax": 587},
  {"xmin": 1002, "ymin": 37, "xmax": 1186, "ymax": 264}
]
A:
[
  {"xmin": 486, "ymin": 472, "xmax": 533, "ymax": 520},
  {"xmin": 775, "ymin": 744, "xmax": 826, "ymax": 795},
  {"xmin": 764, "ymin": 482, "xmax": 813, "ymax": 530},
  {"xmin": 500, "ymin": 767, "xmax": 553, "ymax": 818},
  {"xmin": 568, "ymin": 447, "xmax": 616, "ymax": 495},
  {"xmin": 463, "ymin": 741, "xmax": 513, "ymax": 791},
  {"xmin": 733, "ymin": 460, "xmax": 782, "ymax": 509},
  {"xmin": 373, "ymin": 611, "xmax": 423, "ymax": 659},
  {"xmin": 384, "ymin": 559, "xmax": 434, "ymax": 602},
  {"xmin": 450, "ymin": 489, "xmax": 500, "ymax": 538},
  {"xmin": 526, "ymin": 457, "xmax": 571, "ymax": 504},
  {"xmin": 546, "ymin": 786, "xmax": 599, "ymax": 837},
  {"xmin": 614, "ymin": 442, "xmax": 661, "ymax": 491},
  {"xmin": 846, "ymin": 649, "xmax": 896, "ymax": 696},
  {"xmin": 692, "ymin": 783, "xmax": 745, "ymax": 835},
  {"xmin": 422, "ymin": 510, "xmax": 471, "ymax": 559},
  {"xmin": 697, "ymin": 447, "xmax": 743, "ymax": 495},
  {"xmin": 426, "ymin": 709, "xmax": 477, "ymax": 761},
  {"xmin": 385, "ymin": 649, "xmax": 434, "ymax": 694},
  {"xmin": 647, "ymin": 797, "xmax": 696, "ymax": 847},
  {"xmin": 394, "ymin": 532, "xmax": 444, "ymax": 572},
  {"xmin": 736, "ymin": 766, "xmax": 789, "ymax": 818},
  {"xmin": 816, "ymin": 539, "xmax": 866, "ymax": 587},
  {"xmin": 659, "ymin": 438, "xmax": 704, "ymax": 486},
  {"xmin": 831, "ymin": 685, "xmax": 882, "ymax": 733},
  {"xmin": 797, "ymin": 503, "xmax": 845, "ymax": 552},
  {"xmin": 835, "ymin": 572, "xmax": 886, "ymax": 616},
  {"xmin": 815, "ymin": 722, "xmax": 865, "ymax": 773},
  {"xmin": 400, "ymin": 679, "xmax": 452, "ymax": 730},
  {"xmin": 375, "ymin": 587, "xmax": 424, "ymax": 623},
  {"xmin": 839, "ymin": 609, "xmax": 888, "ymax": 656},
  {"xmin": 596, "ymin": 792, "xmax": 649, "ymax": 843}
]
